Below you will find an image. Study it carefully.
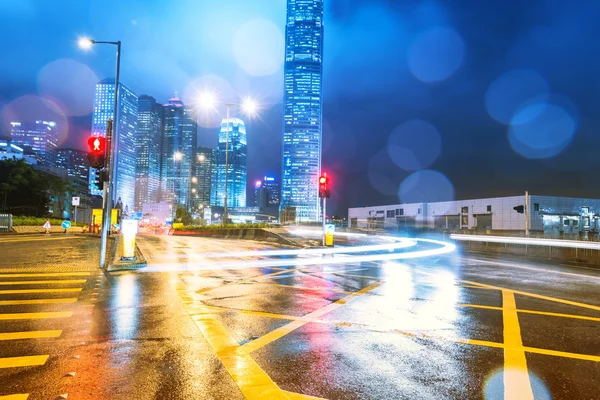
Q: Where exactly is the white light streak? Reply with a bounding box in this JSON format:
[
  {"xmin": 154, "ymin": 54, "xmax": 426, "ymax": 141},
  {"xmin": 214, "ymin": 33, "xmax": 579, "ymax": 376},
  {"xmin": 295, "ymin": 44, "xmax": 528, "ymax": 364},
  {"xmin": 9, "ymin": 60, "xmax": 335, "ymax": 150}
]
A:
[{"xmin": 451, "ymin": 234, "xmax": 600, "ymax": 250}]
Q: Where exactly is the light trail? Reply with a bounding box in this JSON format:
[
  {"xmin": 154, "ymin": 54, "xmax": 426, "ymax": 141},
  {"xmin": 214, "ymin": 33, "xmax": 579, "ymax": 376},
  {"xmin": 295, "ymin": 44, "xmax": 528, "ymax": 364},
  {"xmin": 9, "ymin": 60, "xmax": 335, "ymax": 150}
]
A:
[
  {"xmin": 451, "ymin": 234, "xmax": 600, "ymax": 250},
  {"xmin": 143, "ymin": 238, "xmax": 456, "ymax": 272}
]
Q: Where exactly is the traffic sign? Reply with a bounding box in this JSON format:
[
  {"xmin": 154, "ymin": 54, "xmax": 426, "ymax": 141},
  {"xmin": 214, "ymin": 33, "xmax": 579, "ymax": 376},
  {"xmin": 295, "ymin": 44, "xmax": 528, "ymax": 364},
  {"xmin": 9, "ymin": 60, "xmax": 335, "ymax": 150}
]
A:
[
  {"xmin": 72, "ymin": 197, "xmax": 80, "ymax": 206},
  {"xmin": 132, "ymin": 212, "xmax": 143, "ymax": 220},
  {"xmin": 61, "ymin": 220, "xmax": 71, "ymax": 229}
]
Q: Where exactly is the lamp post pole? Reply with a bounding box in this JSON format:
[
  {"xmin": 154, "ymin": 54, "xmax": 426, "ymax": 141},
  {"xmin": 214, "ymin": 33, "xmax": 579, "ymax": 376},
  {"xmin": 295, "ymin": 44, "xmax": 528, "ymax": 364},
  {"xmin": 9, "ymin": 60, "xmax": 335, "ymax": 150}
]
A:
[
  {"xmin": 223, "ymin": 105, "xmax": 231, "ymax": 225},
  {"xmin": 95, "ymin": 40, "xmax": 121, "ymax": 269}
]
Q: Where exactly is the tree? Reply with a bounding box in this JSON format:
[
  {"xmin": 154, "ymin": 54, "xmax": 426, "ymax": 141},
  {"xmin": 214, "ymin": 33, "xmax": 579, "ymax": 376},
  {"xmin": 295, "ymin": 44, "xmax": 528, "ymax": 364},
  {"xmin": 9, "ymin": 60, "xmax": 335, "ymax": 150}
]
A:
[
  {"xmin": 0, "ymin": 159, "xmax": 49, "ymax": 216},
  {"xmin": 175, "ymin": 205, "xmax": 193, "ymax": 225}
]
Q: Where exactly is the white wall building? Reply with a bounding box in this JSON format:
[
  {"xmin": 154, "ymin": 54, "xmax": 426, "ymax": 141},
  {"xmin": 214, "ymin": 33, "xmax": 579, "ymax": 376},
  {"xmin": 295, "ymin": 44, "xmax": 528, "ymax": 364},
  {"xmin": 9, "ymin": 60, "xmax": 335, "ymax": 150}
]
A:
[{"xmin": 349, "ymin": 195, "xmax": 600, "ymax": 237}]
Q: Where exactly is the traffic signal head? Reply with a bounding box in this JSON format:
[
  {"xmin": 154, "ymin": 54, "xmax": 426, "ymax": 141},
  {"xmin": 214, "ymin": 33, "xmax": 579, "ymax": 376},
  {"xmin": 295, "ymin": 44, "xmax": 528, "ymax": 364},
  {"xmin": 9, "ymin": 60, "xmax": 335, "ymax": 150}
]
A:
[
  {"xmin": 513, "ymin": 205, "xmax": 525, "ymax": 214},
  {"xmin": 87, "ymin": 136, "xmax": 106, "ymax": 169},
  {"xmin": 94, "ymin": 170, "xmax": 108, "ymax": 191},
  {"xmin": 318, "ymin": 174, "xmax": 330, "ymax": 198}
]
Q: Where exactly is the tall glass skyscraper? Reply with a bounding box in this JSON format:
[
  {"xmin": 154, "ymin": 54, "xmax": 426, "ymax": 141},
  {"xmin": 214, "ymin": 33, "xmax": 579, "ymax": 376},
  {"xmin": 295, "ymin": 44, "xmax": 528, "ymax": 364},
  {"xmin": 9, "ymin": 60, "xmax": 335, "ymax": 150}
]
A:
[
  {"xmin": 161, "ymin": 97, "xmax": 197, "ymax": 209},
  {"xmin": 193, "ymin": 147, "xmax": 213, "ymax": 213},
  {"xmin": 56, "ymin": 148, "xmax": 88, "ymax": 182},
  {"xmin": 90, "ymin": 78, "xmax": 138, "ymax": 214},
  {"xmin": 135, "ymin": 95, "xmax": 164, "ymax": 211},
  {"xmin": 211, "ymin": 118, "xmax": 247, "ymax": 208},
  {"xmin": 10, "ymin": 120, "xmax": 58, "ymax": 168},
  {"xmin": 280, "ymin": 0, "xmax": 324, "ymax": 222}
]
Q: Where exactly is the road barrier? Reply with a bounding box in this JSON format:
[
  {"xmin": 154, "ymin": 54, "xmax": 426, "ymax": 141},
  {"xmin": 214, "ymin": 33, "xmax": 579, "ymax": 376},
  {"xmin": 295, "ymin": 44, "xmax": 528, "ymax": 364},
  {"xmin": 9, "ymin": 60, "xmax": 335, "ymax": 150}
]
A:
[{"xmin": 0, "ymin": 214, "xmax": 12, "ymax": 233}]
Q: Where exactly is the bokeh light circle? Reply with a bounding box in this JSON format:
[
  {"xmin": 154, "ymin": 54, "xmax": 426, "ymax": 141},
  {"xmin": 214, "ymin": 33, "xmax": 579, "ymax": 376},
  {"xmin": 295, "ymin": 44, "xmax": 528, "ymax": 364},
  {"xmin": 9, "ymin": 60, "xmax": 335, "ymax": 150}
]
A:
[
  {"xmin": 37, "ymin": 58, "xmax": 98, "ymax": 116},
  {"xmin": 368, "ymin": 148, "xmax": 400, "ymax": 196},
  {"xmin": 508, "ymin": 103, "xmax": 577, "ymax": 159},
  {"xmin": 399, "ymin": 170, "xmax": 454, "ymax": 203},
  {"xmin": 387, "ymin": 120, "xmax": 442, "ymax": 171},
  {"xmin": 485, "ymin": 69, "xmax": 549, "ymax": 124},
  {"xmin": 1, "ymin": 95, "xmax": 69, "ymax": 146},
  {"xmin": 233, "ymin": 19, "xmax": 284, "ymax": 76},
  {"xmin": 408, "ymin": 27, "xmax": 465, "ymax": 83}
]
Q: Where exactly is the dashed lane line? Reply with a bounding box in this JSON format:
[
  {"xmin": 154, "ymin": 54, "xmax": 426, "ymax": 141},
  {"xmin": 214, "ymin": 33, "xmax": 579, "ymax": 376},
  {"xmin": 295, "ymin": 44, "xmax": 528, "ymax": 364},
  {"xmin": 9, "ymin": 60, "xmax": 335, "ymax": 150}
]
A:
[
  {"xmin": 0, "ymin": 288, "xmax": 82, "ymax": 295},
  {"xmin": 0, "ymin": 330, "xmax": 62, "ymax": 341},
  {"xmin": 0, "ymin": 280, "xmax": 87, "ymax": 285},
  {"xmin": 502, "ymin": 290, "xmax": 534, "ymax": 400},
  {"xmin": 0, "ymin": 298, "xmax": 78, "ymax": 306},
  {"xmin": 0, "ymin": 355, "xmax": 48, "ymax": 368},
  {"xmin": 0, "ymin": 311, "xmax": 73, "ymax": 320},
  {"xmin": 0, "ymin": 272, "xmax": 90, "ymax": 278}
]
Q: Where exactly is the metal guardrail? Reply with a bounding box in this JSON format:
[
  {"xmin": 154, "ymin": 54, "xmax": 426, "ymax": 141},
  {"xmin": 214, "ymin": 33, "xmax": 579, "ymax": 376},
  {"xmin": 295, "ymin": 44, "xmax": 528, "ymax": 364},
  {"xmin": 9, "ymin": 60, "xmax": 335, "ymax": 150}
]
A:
[
  {"xmin": 0, "ymin": 214, "xmax": 12, "ymax": 233},
  {"xmin": 450, "ymin": 234, "xmax": 600, "ymax": 250}
]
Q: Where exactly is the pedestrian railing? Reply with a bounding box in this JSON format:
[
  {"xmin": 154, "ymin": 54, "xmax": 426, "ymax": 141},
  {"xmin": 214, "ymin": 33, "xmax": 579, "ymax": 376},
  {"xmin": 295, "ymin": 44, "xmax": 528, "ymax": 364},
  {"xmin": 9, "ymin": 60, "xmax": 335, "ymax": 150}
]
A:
[{"xmin": 0, "ymin": 214, "xmax": 13, "ymax": 233}]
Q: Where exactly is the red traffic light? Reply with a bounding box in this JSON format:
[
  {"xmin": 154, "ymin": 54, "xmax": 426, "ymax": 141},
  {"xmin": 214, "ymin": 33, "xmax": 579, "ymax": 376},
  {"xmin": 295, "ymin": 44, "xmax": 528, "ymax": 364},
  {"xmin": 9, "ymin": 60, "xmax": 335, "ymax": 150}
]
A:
[
  {"xmin": 87, "ymin": 136, "xmax": 106, "ymax": 153},
  {"xmin": 319, "ymin": 176, "xmax": 327, "ymax": 184}
]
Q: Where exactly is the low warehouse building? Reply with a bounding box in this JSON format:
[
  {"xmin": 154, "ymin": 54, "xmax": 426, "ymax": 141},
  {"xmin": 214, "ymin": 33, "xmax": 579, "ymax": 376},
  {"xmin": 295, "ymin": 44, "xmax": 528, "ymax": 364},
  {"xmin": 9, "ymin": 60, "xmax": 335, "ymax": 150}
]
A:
[{"xmin": 348, "ymin": 195, "xmax": 600, "ymax": 238}]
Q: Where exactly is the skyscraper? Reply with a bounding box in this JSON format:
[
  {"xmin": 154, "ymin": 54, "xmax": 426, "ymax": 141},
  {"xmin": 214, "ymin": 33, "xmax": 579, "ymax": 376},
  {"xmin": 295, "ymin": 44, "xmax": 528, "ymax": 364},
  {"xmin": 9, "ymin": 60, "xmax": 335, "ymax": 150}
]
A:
[
  {"xmin": 280, "ymin": 0, "xmax": 324, "ymax": 222},
  {"xmin": 211, "ymin": 118, "xmax": 247, "ymax": 208},
  {"xmin": 135, "ymin": 95, "xmax": 164, "ymax": 210},
  {"xmin": 161, "ymin": 96, "xmax": 197, "ymax": 210},
  {"xmin": 56, "ymin": 148, "xmax": 88, "ymax": 182},
  {"xmin": 192, "ymin": 147, "xmax": 213, "ymax": 214},
  {"xmin": 254, "ymin": 176, "xmax": 281, "ymax": 208},
  {"xmin": 90, "ymin": 78, "xmax": 138, "ymax": 213},
  {"xmin": 10, "ymin": 120, "xmax": 58, "ymax": 168}
]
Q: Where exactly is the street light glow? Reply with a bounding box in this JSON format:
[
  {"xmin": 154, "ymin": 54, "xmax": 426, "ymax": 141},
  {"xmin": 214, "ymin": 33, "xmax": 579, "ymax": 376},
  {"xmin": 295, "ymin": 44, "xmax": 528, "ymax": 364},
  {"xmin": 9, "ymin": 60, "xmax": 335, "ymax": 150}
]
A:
[
  {"xmin": 241, "ymin": 97, "xmax": 258, "ymax": 117},
  {"xmin": 78, "ymin": 37, "xmax": 94, "ymax": 50},
  {"xmin": 198, "ymin": 91, "xmax": 217, "ymax": 110},
  {"xmin": 174, "ymin": 152, "xmax": 183, "ymax": 161}
]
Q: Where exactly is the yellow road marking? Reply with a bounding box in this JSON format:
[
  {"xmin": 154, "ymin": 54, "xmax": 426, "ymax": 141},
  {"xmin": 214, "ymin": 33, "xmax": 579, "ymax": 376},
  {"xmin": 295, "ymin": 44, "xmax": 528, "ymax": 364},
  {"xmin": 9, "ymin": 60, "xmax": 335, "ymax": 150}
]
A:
[
  {"xmin": 502, "ymin": 290, "xmax": 533, "ymax": 400},
  {"xmin": 0, "ymin": 394, "xmax": 30, "ymax": 400},
  {"xmin": 460, "ymin": 303, "xmax": 600, "ymax": 322},
  {"xmin": 0, "ymin": 311, "xmax": 72, "ymax": 320},
  {"xmin": 240, "ymin": 282, "xmax": 382, "ymax": 355},
  {"xmin": 0, "ymin": 272, "xmax": 90, "ymax": 278},
  {"xmin": 303, "ymin": 270, "xmax": 380, "ymax": 280},
  {"xmin": 0, "ymin": 288, "xmax": 82, "ymax": 295},
  {"xmin": 263, "ymin": 283, "xmax": 354, "ymax": 295},
  {"xmin": 0, "ymin": 355, "xmax": 48, "ymax": 368},
  {"xmin": 0, "ymin": 236, "xmax": 84, "ymax": 243},
  {"xmin": 462, "ymin": 279, "xmax": 600, "ymax": 311},
  {"xmin": 0, "ymin": 280, "xmax": 86, "ymax": 285},
  {"xmin": 522, "ymin": 346, "xmax": 600, "ymax": 362},
  {"xmin": 0, "ymin": 330, "xmax": 62, "ymax": 341},
  {"xmin": 0, "ymin": 298, "xmax": 78, "ymax": 306}
]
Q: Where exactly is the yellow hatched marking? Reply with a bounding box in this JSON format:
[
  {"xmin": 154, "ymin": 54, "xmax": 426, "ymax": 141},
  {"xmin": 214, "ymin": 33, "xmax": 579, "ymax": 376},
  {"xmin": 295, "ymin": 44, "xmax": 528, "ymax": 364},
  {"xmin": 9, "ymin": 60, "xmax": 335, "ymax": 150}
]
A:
[
  {"xmin": 0, "ymin": 280, "xmax": 86, "ymax": 285},
  {"xmin": 0, "ymin": 394, "xmax": 30, "ymax": 400},
  {"xmin": 461, "ymin": 303, "xmax": 600, "ymax": 322},
  {"xmin": 0, "ymin": 355, "xmax": 48, "ymax": 368},
  {"xmin": 0, "ymin": 311, "xmax": 72, "ymax": 320},
  {"xmin": 502, "ymin": 290, "xmax": 533, "ymax": 400},
  {"xmin": 0, "ymin": 272, "xmax": 90, "ymax": 278},
  {"xmin": 240, "ymin": 282, "xmax": 382, "ymax": 355},
  {"xmin": 0, "ymin": 288, "xmax": 82, "ymax": 295},
  {"xmin": 0, "ymin": 298, "xmax": 78, "ymax": 306},
  {"xmin": 462, "ymin": 279, "xmax": 600, "ymax": 311},
  {"xmin": 304, "ymin": 270, "xmax": 380, "ymax": 280},
  {"xmin": 263, "ymin": 283, "xmax": 354, "ymax": 295},
  {"xmin": 0, "ymin": 330, "xmax": 62, "ymax": 341}
]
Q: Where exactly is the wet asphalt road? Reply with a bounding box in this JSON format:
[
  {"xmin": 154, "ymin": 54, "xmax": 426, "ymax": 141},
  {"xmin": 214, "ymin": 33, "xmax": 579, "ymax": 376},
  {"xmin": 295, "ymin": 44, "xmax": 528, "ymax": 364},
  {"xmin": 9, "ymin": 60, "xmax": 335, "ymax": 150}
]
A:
[{"xmin": 0, "ymin": 233, "xmax": 598, "ymax": 399}]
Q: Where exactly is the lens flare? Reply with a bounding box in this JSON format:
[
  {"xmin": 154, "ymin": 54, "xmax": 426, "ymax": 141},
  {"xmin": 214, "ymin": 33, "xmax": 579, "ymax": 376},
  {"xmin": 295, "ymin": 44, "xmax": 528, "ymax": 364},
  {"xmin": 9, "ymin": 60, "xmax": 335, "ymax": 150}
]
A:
[
  {"xmin": 233, "ymin": 19, "xmax": 284, "ymax": 76},
  {"xmin": 387, "ymin": 120, "xmax": 442, "ymax": 171},
  {"xmin": 408, "ymin": 27, "xmax": 465, "ymax": 83},
  {"xmin": 399, "ymin": 170, "xmax": 455, "ymax": 203}
]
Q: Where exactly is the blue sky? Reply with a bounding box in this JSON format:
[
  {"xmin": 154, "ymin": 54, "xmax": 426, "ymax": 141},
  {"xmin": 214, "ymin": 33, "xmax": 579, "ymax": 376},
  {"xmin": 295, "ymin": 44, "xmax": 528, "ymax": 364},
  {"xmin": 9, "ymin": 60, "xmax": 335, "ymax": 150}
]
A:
[{"xmin": 1, "ymin": 0, "xmax": 600, "ymax": 215}]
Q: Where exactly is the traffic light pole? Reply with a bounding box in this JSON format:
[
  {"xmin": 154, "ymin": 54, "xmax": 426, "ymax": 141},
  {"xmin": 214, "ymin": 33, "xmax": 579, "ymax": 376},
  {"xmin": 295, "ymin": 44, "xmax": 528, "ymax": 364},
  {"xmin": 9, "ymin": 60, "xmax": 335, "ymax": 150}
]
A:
[
  {"xmin": 322, "ymin": 197, "xmax": 326, "ymax": 246},
  {"xmin": 99, "ymin": 40, "xmax": 121, "ymax": 269}
]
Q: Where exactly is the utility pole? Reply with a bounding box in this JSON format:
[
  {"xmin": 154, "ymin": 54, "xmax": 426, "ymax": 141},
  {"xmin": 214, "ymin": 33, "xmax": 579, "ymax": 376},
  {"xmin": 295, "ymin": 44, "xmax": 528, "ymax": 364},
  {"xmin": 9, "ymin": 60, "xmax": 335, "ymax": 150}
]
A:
[{"xmin": 525, "ymin": 190, "xmax": 530, "ymax": 237}]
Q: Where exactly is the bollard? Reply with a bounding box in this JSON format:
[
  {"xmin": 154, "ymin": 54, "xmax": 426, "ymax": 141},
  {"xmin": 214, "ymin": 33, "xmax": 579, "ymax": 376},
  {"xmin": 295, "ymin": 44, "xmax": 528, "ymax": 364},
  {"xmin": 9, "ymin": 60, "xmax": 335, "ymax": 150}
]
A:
[{"xmin": 120, "ymin": 219, "xmax": 138, "ymax": 261}]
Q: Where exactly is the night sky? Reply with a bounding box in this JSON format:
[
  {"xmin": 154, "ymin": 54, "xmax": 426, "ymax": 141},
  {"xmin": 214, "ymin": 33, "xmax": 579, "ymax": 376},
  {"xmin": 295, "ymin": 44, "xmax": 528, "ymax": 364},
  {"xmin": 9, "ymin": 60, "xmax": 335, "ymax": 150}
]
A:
[{"xmin": 1, "ymin": 0, "xmax": 599, "ymax": 217}]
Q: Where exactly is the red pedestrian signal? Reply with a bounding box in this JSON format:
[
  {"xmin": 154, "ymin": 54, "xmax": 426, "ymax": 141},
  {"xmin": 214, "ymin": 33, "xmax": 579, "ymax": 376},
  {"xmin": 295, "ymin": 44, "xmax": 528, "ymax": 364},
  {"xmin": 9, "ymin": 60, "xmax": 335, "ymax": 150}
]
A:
[
  {"xmin": 319, "ymin": 174, "xmax": 330, "ymax": 198},
  {"xmin": 87, "ymin": 136, "xmax": 106, "ymax": 169}
]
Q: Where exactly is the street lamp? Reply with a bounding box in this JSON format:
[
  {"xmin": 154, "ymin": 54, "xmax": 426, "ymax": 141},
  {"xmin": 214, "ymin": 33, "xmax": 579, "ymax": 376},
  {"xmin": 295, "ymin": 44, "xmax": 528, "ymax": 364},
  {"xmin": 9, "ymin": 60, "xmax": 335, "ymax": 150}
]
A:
[
  {"xmin": 199, "ymin": 92, "xmax": 258, "ymax": 225},
  {"xmin": 79, "ymin": 36, "xmax": 121, "ymax": 269}
]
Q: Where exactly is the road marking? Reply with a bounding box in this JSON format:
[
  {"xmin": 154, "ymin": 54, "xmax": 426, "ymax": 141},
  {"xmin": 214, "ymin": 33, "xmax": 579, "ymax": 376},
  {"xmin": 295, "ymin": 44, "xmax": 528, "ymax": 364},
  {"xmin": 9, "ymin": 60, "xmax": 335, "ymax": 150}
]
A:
[
  {"xmin": 302, "ymin": 270, "xmax": 380, "ymax": 280},
  {"xmin": 0, "ymin": 280, "xmax": 87, "ymax": 285},
  {"xmin": 502, "ymin": 290, "xmax": 534, "ymax": 400},
  {"xmin": 0, "ymin": 355, "xmax": 48, "ymax": 368},
  {"xmin": 240, "ymin": 281, "xmax": 382, "ymax": 355},
  {"xmin": 0, "ymin": 288, "xmax": 82, "ymax": 295},
  {"xmin": 462, "ymin": 279, "xmax": 600, "ymax": 311},
  {"xmin": 0, "ymin": 394, "xmax": 30, "ymax": 400},
  {"xmin": 462, "ymin": 303, "xmax": 600, "ymax": 322},
  {"xmin": 262, "ymin": 283, "xmax": 355, "ymax": 295},
  {"xmin": 0, "ymin": 236, "xmax": 84, "ymax": 243},
  {"xmin": 0, "ymin": 272, "xmax": 90, "ymax": 278},
  {"xmin": 460, "ymin": 256, "xmax": 600, "ymax": 281},
  {"xmin": 0, "ymin": 298, "xmax": 78, "ymax": 306},
  {"xmin": 0, "ymin": 330, "xmax": 62, "ymax": 341},
  {"xmin": 0, "ymin": 311, "xmax": 72, "ymax": 320}
]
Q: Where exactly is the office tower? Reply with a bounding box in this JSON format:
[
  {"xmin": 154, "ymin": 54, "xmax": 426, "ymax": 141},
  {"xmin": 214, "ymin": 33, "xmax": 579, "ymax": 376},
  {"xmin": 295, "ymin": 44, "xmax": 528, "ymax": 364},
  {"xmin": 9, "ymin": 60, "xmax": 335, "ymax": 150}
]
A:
[
  {"xmin": 254, "ymin": 176, "xmax": 281, "ymax": 208},
  {"xmin": 56, "ymin": 148, "xmax": 88, "ymax": 181},
  {"xmin": 90, "ymin": 78, "xmax": 138, "ymax": 213},
  {"xmin": 161, "ymin": 96, "xmax": 197, "ymax": 210},
  {"xmin": 192, "ymin": 147, "xmax": 213, "ymax": 214},
  {"xmin": 280, "ymin": 0, "xmax": 324, "ymax": 222},
  {"xmin": 10, "ymin": 120, "xmax": 58, "ymax": 167},
  {"xmin": 211, "ymin": 118, "xmax": 247, "ymax": 208},
  {"xmin": 135, "ymin": 95, "xmax": 164, "ymax": 211}
]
